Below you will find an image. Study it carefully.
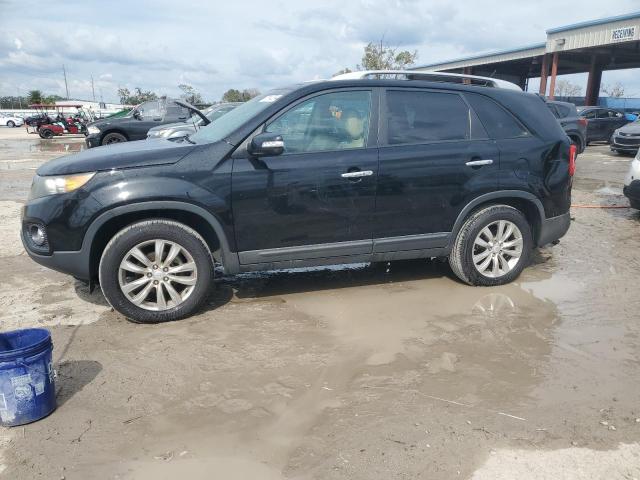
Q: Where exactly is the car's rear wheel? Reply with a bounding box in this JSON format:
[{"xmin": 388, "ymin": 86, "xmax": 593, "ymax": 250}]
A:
[
  {"xmin": 570, "ymin": 136, "xmax": 584, "ymax": 154},
  {"xmin": 7, "ymin": 121, "xmax": 15, "ymax": 128},
  {"xmin": 99, "ymin": 220, "xmax": 214, "ymax": 323},
  {"xmin": 102, "ymin": 132, "xmax": 127, "ymax": 145},
  {"xmin": 39, "ymin": 129, "xmax": 54, "ymax": 139},
  {"xmin": 449, "ymin": 205, "xmax": 532, "ymax": 286}
]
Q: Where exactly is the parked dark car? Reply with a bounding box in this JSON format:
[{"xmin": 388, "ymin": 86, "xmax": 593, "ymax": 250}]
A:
[
  {"xmin": 22, "ymin": 72, "xmax": 574, "ymax": 323},
  {"xmin": 146, "ymin": 102, "xmax": 240, "ymax": 140},
  {"xmin": 85, "ymin": 98, "xmax": 193, "ymax": 148},
  {"xmin": 577, "ymin": 107, "xmax": 629, "ymax": 144},
  {"xmin": 546, "ymin": 100, "xmax": 587, "ymax": 152},
  {"xmin": 610, "ymin": 118, "xmax": 640, "ymax": 154}
]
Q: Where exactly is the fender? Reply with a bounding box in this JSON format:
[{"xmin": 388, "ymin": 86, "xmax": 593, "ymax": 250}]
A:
[
  {"xmin": 449, "ymin": 190, "xmax": 545, "ymax": 246},
  {"xmin": 82, "ymin": 201, "xmax": 239, "ymax": 275}
]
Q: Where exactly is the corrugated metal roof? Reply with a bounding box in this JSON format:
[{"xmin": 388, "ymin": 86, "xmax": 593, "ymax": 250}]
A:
[
  {"xmin": 410, "ymin": 43, "xmax": 545, "ymax": 70},
  {"xmin": 546, "ymin": 11, "xmax": 640, "ymax": 34}
]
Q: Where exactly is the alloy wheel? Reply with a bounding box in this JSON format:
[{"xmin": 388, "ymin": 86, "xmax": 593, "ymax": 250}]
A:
[
  {"xmin": 118, "ymin": 239, "xmax": 198, "ymax": 311},
  {"xmin": 472, "ymin": 220, "xmax": 523, "ymax": 278}
]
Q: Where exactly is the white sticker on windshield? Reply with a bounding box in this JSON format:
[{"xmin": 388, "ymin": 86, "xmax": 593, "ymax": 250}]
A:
[{"xmin": 259, "ymin": 95, "xmax": 282, "ymax": 103}]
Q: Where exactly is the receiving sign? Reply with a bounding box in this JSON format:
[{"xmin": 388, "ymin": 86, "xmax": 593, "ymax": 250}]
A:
[{"xmin": 611, "ymin": 26, "xmax": 636, "ymax": 42}]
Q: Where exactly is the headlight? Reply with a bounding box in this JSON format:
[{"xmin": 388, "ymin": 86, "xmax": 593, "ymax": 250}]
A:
[
  {"xmin": 28, "ymin": 173, "xmax": 96, "ymax": 200},
  {"xmin": 147, "ymin": 130, "xmax": 166, "ymax": 138},
  {"xmin": 87, "ymin": 126, "xmax": 100, "ymax": 135}
]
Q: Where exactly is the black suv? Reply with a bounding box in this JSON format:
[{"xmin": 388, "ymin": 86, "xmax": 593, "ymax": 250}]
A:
[
  {"xmin": 85, "ymin": 98, "xmax": 193, "ymax": 148},
  {"xmin": 22, "ymin": 73, "xmax": 574, "ymax": 323}
]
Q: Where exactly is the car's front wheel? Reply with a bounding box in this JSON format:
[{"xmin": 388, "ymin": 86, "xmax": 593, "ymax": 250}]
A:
[
  {"xmin": 102, "ymin": 132, "xmax": 127, "ymax": 145},
  {"xmin": 7, "ymin": 121, "xmax": 15, "ymax": 128},
  {"xmin": 99, "ymin": 220, "xmax": 214, "ymax": 323},
  {"xmin": 449, "ymin": 205, "xmax": 532, "ymax": 286}
]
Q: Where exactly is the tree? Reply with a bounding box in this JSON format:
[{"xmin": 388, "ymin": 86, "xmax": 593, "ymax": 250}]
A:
[
  {"xmin": 44, "ymin": 94, "xmax": 64, "ymax": 104},
  {"xmin": 27, "ymin": 90, "xmax": 44, "ymax": 104},
  {"xmin": 554, "ymin": 80, "xmax": 582, "ymax": 98},
  {"xmin": 117, "ymin": 87, "xmax": 131, "ymax": 105},
  {"xmin": 601, "ymin": 82, "xmax": 625, "ymax": 98},
  {"xmin": 116, "ymin": 87, "xmax": 158, "ymax": 105},
  {"xmin": 357, "ymin": 39, "xmax": 418, "ymax": 70},
  {"xmin": 222, "ymin": 88, "xmax": 260, "ymax": 102},
  {"xmin": 332, "ymin": 67, "xmax": 353, "ymax": 77},
  {"xmin": 178, "ymin": 84, "xmax": 203, "ymax": 105}
]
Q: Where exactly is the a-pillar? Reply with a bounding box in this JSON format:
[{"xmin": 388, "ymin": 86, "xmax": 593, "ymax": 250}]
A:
[
  {"xmin": 539, "ymin": 54, "xmax": 550, "ymax": 96},
  {"xmin": 585, "ymin": 55, "xmax": 603, "ymax": 106},
  {"xmin": 548, "ymin": 52, "xmax": 559, "ymax": 100}
]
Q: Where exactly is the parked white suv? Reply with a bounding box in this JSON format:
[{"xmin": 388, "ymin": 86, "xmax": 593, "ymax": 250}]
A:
[
  {"xmin": 0, "ymin": 114, "xmax": 24, "ymax": 127},
  {"xmin": 623, "ymin": 149, "xmax": 640, "ymax": 209}
]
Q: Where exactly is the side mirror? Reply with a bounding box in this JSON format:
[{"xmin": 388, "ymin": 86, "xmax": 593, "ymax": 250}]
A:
[
  {"xmin": 249, "ymin": 132, "xmax": 285, "ymax": 157},
  {"xmin": 133, "ymin": 110, "xmax": 142, "ymax": 120}
]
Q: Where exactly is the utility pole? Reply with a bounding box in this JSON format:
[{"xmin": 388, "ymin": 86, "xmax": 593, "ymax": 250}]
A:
[
  {"xmin": 17, "ymin": 87, "xmax": 22, "ymax": 109},
  {"xmin": 90, "ymin": 75, "xmax": 96, "ymax": 102},
  {"xmin": 62, "ymin": 64, "xmax": 70, "ymax": 99}
]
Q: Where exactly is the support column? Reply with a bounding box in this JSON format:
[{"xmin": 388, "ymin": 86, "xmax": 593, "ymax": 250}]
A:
[
  {"xmin": 548, "ymin": 52, "xmax": 559, "ymax": 100},
  {"xmin": 462, "ymin": 66, "xmax": 472, "ymax": 84},
  {"xmin": 539, "ymin": 54, "xmax": 550, "ymax": 96},
  {"xmin": 585, "ymin": 55, "xmax": 603, "ymax": 106}
]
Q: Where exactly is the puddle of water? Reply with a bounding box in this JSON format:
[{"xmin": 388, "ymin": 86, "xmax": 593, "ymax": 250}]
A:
[{"xmin": 227, "ymin": 260, "xmax": 562, "ymax": 368}]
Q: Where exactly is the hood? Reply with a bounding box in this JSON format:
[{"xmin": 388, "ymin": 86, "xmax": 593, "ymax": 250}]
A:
[
  {"xmin": 618, "ymin": 122, "xmax": 640, "ymax": 134},
  {"xmin": 147, "ymin": 121, "xmax": 191, "ymax": 134},
  {"xmin": 37, "ymin": 138, "xmax": 197, "ymax": 176}
]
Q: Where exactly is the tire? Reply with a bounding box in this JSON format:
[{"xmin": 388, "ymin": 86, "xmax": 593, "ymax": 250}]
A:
[
  {"xmin": 449, "ymin": 205, "xmax": 532, "ymax": 286},
  {"xmin": 39, "ymin": 129, "xmax": 54, "ymax": 139},
  {"xmin": 570, "ymin": 136, "xmax": 584, "ymax": 154},
  {"xmin": 101, "ymin": 132, "xmax": 127, "ymax": 145},
  {"xmin": 99, "ymin": 220, "xmax": 215, "ymax": 323},
  {"xmin": 6, "ymin": 121, "xmax": 15, "ymax": 128}
]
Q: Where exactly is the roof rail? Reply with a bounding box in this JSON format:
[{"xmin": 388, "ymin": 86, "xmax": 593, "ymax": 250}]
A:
[{"xmin": 330, "ymin": 70, "xmax": 522, "ymax": 91}]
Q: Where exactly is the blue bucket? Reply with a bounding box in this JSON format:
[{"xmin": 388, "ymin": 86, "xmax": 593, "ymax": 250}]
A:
[{"xmin": 0, "ymin": 328, "xmax": 56, "ymax": 426}]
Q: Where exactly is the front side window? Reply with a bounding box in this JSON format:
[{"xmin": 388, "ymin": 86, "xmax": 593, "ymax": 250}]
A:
[
  {"xmin": 265, "ymin": 90, "xmax": 371, "ymax": 154},
  {"xmin": 385, "ymin": 90, "xmax": 470, "ymax": 145},
  {"xmin": 136, "ymin": 100, "xmax": 162, "ymax": 119}
]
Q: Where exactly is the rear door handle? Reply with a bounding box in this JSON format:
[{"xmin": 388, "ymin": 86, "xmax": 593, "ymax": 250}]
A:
[
  {"xmin": 465, "ymin": 159, "xmax": 494, "ymax": 167},
  {"xmin": 341, "ymin": 170, "xmax": 373, "ymax": 179}
]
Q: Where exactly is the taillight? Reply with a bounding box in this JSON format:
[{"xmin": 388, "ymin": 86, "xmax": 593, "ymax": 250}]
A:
[
  {"xmin": 578, "ymin": 118, "xmax": 588, "ymax": 127},
  {"xmin": 569, "ymin": 144, "xmax": 577, "ymax": 176}
]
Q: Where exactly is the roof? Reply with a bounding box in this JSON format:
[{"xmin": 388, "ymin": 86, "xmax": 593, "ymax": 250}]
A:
[
  {"xmin": 411, "ymin": 43, "xmax": 545, "ymax": 70},
  {"xmin": 547, "ymin": 11, "xmax": 640, "ymax": 34}
]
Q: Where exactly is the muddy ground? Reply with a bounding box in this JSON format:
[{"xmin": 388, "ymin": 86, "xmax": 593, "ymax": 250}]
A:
[{"xmin": 0, "ymin": 127, "xmax": 639, "ymax": 479}]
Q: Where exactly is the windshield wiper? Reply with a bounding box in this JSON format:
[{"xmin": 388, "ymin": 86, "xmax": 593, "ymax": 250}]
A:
[{"xmin": 183, "ymin": 134, "xmax": 196, "ymax": 144}]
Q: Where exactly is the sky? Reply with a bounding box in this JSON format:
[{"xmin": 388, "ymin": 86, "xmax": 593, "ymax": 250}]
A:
[{"xmin": 0, "ymin": 0, "xmax": 639, "ymax": 103}]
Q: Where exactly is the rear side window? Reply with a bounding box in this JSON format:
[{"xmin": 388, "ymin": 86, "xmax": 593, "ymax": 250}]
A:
[
  {"xmin": 385, "ymin": 90, "xmax": 470, "ymax": 145},
  {"xmin": 556, "ymin": 104, "xmax": 571, "ymax": 118},
  {"xmin": 465, "ymin": 93, "xmax": 529, "ymax": 139}
]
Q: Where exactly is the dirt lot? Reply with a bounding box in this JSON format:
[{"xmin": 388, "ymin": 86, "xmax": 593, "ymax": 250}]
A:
[{"xmin": 0, "ymin": 126, "xmax": 639, "ymax": 479}]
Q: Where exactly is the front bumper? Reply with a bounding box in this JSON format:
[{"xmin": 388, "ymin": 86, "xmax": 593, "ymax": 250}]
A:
[
  {"xmin": 611, "ymin": 135, "xmax": 640, "ymax": 152},
  {"xmin": 538, "ymin": 212, "xmax": 571, "ymax": 247},
  {"xmin": 85, "ymin": 134, "xmax": 101, "ymax": 148},
  {"xmin": 23, "ymin": 244, "xmax": 91, "ymax": 280},
  {"xmin": 623, "ymin": 180, "xmax": 640, "ymax": 209}
]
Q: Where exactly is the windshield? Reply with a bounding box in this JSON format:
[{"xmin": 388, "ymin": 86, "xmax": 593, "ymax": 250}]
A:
[{"xmin": 189, "ymin": 91, "xmax": 290, "ymax": 144}]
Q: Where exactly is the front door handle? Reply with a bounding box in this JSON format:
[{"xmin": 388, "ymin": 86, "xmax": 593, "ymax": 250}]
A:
[
  {"xmin": 341, "ymin": 170, "xmax": 373, "ymax": 179},
  {"xmin": 465, "ymin": 159, "xmax": 494, "ymax": 167}
]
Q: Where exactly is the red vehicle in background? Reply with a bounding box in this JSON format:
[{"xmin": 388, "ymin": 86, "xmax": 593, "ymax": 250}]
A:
[{"xmin": 27, "ymin": 104, "xmax": 93, "ymax": 139}]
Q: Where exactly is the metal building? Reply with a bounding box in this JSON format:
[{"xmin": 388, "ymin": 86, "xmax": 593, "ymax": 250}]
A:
[{"xmin": 410, "ymin": 12, "xmax": 640, "ymax": 105}]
